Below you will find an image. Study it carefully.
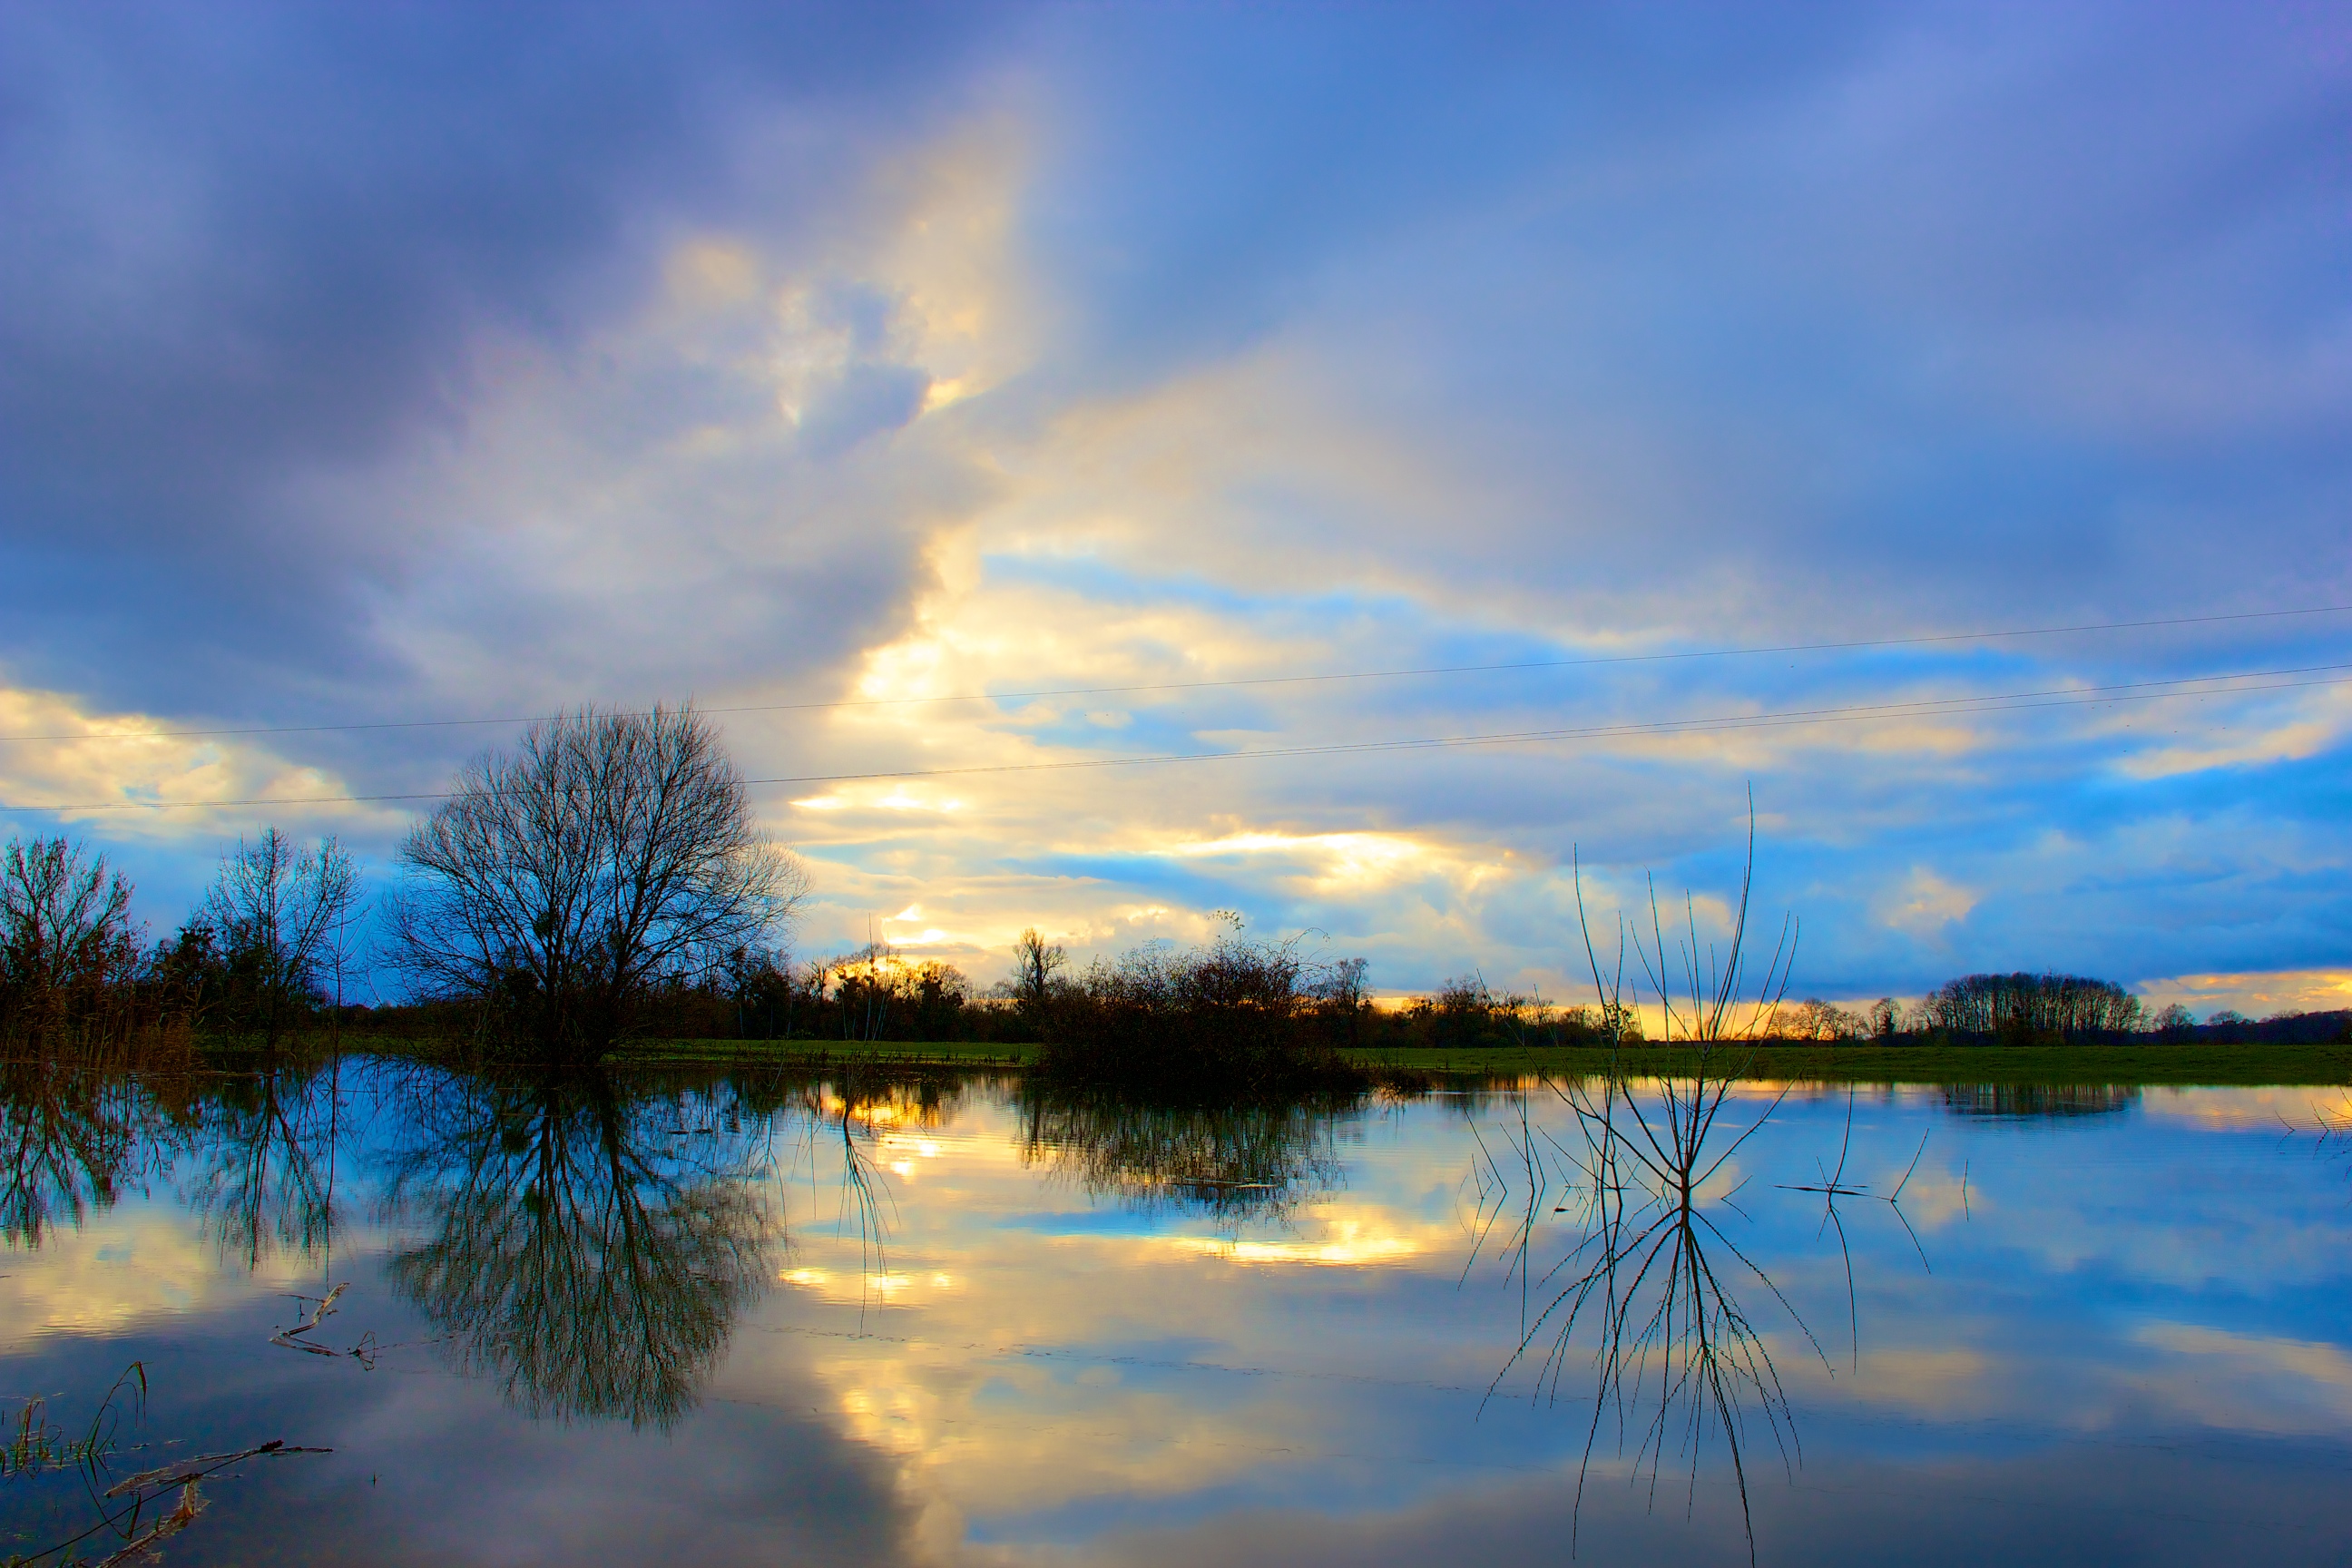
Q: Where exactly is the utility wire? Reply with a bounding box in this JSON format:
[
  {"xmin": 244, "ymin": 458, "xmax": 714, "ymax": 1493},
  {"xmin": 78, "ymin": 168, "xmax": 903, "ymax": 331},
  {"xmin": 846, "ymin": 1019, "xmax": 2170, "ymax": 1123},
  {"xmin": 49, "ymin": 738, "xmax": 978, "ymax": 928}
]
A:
[
  {"xmin": 8, "ymin": 662, "xmax": 2343, "ymax": 814},
  {"xmin": 4, "ymin": 601, "xmax": 2347, "ymax": 745}
]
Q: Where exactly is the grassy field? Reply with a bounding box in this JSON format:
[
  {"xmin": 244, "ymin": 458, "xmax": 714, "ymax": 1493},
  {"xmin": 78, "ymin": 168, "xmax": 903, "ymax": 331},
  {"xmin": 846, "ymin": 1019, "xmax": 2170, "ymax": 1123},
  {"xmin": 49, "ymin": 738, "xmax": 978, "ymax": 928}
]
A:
[
  {"xmin": 612, "ymin": 1037, "xmax": 1038, "ymax": 1071},
  {"xmin": 1345, "ymin": 1039, "xmax": 2352, "ymax": 1085},
  {"xmin": 603, "ymin": 1035, "xmax": 2352, "ymax": 1086}
]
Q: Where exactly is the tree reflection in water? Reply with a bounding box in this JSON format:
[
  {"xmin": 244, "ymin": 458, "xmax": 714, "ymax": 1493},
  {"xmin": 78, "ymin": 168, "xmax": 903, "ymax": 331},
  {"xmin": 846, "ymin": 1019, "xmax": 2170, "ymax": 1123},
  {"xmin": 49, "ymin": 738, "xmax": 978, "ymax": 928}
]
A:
[
  {"xmin": 744, "ymin": 1065, "xmax": 978, "ymax": 1304},
  {"xmin": 1018, "ymin": 1088, "xmax": 1352, "ymax": 1227},
  {"xmin": 0, "ymin": 1059, "xmax": 181, "ymax": 1247},
  {"xmin": 1940, "ymin": 1083, "xmax": 2139, "ymax": 1118},
  {"xmin": 0, "ymin": 1055, "xmax": 348, "ymax": 1268},
  {"xmin": 181, "ymin": 1057, "xmax": 346, "ymax": 1269},
  {"xmin": 381, "ymin": 1069, "xmax": 773, "ymax": 1430}
]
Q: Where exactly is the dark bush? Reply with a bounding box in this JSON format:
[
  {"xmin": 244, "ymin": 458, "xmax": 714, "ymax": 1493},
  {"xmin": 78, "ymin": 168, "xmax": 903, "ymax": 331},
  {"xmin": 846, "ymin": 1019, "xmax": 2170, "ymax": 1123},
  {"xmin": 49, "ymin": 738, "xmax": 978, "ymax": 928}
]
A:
[
  {"xmin": 1390, "ymin": 979, "xmax": 1617, "ymax": 1051},
  {"xmin": 1036, "ymin": 932, "xmax": 1369, "ymax": 1097}
]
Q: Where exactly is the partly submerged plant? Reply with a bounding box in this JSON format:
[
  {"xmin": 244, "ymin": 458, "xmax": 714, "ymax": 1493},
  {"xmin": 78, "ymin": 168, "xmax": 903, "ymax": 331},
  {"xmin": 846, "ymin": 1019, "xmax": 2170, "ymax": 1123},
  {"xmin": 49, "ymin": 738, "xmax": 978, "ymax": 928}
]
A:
[
  {"xmin": 2, "ymin": 1362, "xmax": 327, "ymax": 1568},
  {"xmin": 1494, "ymin": 797, "xmax": 1819, "ymax": 1563}
]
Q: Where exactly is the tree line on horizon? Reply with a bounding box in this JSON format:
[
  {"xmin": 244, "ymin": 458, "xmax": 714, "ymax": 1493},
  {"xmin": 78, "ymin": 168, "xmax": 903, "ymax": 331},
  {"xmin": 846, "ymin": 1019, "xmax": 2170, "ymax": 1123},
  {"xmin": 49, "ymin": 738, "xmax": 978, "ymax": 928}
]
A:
[{"xmin": 4, "ymin": 704, "xmax": 2339, "ymax": 1066}]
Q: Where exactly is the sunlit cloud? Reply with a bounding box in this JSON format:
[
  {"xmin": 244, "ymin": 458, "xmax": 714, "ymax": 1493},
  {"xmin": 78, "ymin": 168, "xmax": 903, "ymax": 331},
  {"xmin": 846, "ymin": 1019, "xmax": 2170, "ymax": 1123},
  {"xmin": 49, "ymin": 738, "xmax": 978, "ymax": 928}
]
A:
[
  {"xmin": 1877, "ymin": 867, "xmax": 1980, "ymax": 941},
  {"xmin": 2139, "ymin": 969, "xmax": 2352, "ymax": 1022},
  {"xmin": 0, "ymin": 681, "xmax": 399, "ymax": 844},
  {"xmin": 2113, "ymin": 684, "xmax": 2352, "ymax": 780},
  {"xmin": 0, "ymin": 6, "xmax": 2344, "ymax": 1001}
]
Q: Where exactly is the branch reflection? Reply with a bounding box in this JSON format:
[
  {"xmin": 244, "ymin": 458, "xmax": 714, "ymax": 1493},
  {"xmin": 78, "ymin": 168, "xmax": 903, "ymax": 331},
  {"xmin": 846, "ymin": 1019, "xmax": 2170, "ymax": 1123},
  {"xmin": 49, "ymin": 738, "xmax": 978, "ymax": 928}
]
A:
[
  {"xmin": 0, "ymin": 1059, "xmax": 180, "ymax": 1248},
  {"xmin": 1018, "ymin": 1087, "xmax": 1353, "ymax": 1227},
  {"xmin": 181, "ymin": 1058, "xmax": 345, "ymax": 1269},
  {"xmin": 382, "ymin": 1069, "xmax": 774, "ymax": 1430},
  {"xmin": 1484, "ymin": 1066, "xmax": 1820, "ymax": 1565}
]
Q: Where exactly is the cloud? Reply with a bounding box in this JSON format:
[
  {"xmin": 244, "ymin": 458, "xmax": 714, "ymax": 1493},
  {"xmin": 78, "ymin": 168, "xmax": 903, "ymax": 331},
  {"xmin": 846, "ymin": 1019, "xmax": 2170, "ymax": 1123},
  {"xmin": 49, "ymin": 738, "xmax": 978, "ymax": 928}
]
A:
[
  {"xmin": 0, "ymin": 678, "xmax": 398, "ymax": 840},
  {"xmin": 5, "ymin": 3, "xmax": 2349, "ymax": 998},
  {"xmin": 1878, "ymin": 867, "xmax": 1980, "ymax": 940},
  {"xmin": 0, "ymin": 2, "xmax": 1010, "ymax": 708}
]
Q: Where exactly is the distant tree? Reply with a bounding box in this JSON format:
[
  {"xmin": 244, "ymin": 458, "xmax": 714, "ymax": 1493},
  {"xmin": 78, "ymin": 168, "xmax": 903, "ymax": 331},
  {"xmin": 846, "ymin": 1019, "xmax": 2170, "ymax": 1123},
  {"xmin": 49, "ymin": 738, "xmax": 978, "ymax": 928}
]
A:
[
  {"xmin": 201, "ymin": 828, "xmax": 360, "ymax": 1048},
  {"xmin": 809, "ymin": 946, "xmax": 974, "ymax": 1043},
  {"xmin": 1420, "ymin": 975, "xmax": 1489, "ymax": 1049},
  {"xmin": 821, "ymin": 940, "xmax": 898, "ymax": 1042},
  {"xmin": 720, "ymin": 944, "xmax": 797, "ymax": 1040},
  {"xmin": 903, "ymin": 959, "xmax": 972, "ymax": 1040},
  {"xmin": 1769, "ymin": 997, "xmax": 1868, "ymax": 1040},
  {"xmin": 1593, "ymin": 999, "xmax": 1645, "ymax": 1044},
  {"xmin": 1010, "ymin": 927, "xmax": 1067, "ymax": 1025},
  {"xmin": 1313, "ymin": 956, "xmax": 1372, "ymax": 1047},
  {"xmin": 1919, "ymin": 972, "xmax": 2145, "ymax": 1041},
  {"xmin": 1038, "ymin": 928, "xmax": 1367, "ymax": 1095},
  {"xmin": 2153, "ymin": 1003, "xmax": 2196, "ymax": 1037},
  {"xmin": 386, "ymin": 705, "xmax": 807, "ymax": 1062}
]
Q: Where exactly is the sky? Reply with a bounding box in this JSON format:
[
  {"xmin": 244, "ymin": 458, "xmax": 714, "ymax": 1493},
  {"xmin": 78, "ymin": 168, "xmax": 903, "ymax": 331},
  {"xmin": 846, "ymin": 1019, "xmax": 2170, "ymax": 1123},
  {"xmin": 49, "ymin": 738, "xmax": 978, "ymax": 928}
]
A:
[{"xmin": 1, "ymin": 2, "xmax": 2347, "ymax": 1014}]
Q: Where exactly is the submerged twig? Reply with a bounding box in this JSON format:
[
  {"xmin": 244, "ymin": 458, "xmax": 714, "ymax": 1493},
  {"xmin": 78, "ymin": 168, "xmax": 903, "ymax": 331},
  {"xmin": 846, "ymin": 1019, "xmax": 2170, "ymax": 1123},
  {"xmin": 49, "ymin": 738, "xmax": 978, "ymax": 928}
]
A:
[{"xmin": 269, "ymin": 1280, "xmax": 380, "ymax": 1367}]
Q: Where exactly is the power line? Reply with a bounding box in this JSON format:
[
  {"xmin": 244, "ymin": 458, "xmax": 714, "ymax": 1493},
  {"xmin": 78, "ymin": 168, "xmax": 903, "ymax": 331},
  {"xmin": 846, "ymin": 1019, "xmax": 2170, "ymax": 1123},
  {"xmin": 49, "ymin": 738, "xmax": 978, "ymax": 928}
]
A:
[
  {"xmin": 8, "ymin": 662, "xmax": 2342, "ymax": 814},
  {"xmin": 4, "ymin": 601, "xmax": 2347, "ymax": 746},
  {"xmin": 760, "ymin": 666, "xmax": 2352, "ymax": 786}
]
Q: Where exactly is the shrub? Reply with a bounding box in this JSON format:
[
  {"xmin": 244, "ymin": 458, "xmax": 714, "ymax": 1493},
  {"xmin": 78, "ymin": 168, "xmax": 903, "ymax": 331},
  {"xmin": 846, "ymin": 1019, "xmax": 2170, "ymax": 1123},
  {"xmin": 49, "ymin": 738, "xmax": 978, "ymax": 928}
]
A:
[{"xmin": 1037, "ymin": 931, "xmax": 1367, "ymax": 1097}]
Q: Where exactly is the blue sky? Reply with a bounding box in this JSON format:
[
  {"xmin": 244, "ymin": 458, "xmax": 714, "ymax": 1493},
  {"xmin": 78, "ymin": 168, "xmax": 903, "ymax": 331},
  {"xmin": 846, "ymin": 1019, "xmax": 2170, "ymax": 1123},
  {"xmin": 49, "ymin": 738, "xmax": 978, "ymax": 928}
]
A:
[{"xmin": 1, "ymin": 3, "xmax": 2347, "ymax": 1013}]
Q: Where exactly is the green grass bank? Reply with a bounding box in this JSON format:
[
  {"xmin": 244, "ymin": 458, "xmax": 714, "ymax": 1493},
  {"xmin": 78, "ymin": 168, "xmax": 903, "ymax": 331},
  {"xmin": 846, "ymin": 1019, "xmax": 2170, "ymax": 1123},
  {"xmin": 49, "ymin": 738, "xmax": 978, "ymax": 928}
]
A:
[{"xmin": 587, "ymin": 1034, "xmax": 2352, "ymax": 1086}]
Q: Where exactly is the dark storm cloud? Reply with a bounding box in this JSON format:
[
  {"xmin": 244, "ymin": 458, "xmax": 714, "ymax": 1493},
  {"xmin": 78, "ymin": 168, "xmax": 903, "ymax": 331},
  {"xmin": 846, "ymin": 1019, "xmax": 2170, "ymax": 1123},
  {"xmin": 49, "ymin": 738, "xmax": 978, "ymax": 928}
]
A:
[{"xmin": 0, "ymin": 2, "xmax": 1003, "ymax": 703}]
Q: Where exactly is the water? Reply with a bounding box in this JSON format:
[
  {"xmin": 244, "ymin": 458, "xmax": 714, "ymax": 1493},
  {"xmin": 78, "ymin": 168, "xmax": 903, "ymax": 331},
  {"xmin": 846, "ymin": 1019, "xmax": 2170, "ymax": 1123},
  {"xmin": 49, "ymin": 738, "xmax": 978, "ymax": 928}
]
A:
[{"xmin": 5, "ymin": 1059, "xmax": 2350, "ymax": 1564}]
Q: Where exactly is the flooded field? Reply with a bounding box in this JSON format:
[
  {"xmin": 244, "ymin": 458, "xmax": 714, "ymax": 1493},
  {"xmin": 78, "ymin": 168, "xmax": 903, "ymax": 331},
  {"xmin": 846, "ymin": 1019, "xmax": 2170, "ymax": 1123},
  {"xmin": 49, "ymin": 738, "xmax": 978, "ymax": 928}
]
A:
[{"xmin": 6, "ymin": 1059, "xmax": 2352, "ymax": 1564}]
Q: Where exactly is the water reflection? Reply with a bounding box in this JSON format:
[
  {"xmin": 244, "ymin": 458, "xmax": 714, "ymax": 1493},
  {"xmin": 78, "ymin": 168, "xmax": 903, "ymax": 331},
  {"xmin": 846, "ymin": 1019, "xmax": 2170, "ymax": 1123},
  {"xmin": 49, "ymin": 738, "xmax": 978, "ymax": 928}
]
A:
[
  {"xmin": 0, "ymin": 1057, "xmax": 178, "ymax": 1247},
  {"xmin": 1940, "ymin": 1083, "xmax": 2140, "ymax": 1118},
  {"xmin": 803, "ymin": 1070, "xmax": 959, "ymax": 1258},
  {"xmin": 379, "ymin": 1070, "xmax": 774, "ymax": 1429},
  {"xmin": 1018, "ymin": 1088, "xmax": 1352, "ymax": 1226},
  {"xmin": 12, "ymin": 1063, "xmax": 2352, "ymax": 1565},
  {"xmin": 1481, "ymin": 1067, "xmax": 1822, "ymax": 1562},
  {"xmin": 181, "ymin": 1057, "xmax": 346, "ymax": 1268}
]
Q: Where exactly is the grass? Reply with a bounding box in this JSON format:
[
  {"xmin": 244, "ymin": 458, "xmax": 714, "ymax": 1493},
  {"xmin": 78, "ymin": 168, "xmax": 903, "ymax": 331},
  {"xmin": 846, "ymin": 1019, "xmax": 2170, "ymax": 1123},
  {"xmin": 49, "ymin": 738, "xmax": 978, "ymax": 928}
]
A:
[
  {"xmin": 581, "ymin": 1034, "xmax": 2352, "ymax": 1086},
  {"xmin": 606, "ymin": 1036, "xmax": 1039, "ymax": 1070},
  {"xmin": 1349, "ymin": 1037, "xmax": 2352, "ymax": 1085}
]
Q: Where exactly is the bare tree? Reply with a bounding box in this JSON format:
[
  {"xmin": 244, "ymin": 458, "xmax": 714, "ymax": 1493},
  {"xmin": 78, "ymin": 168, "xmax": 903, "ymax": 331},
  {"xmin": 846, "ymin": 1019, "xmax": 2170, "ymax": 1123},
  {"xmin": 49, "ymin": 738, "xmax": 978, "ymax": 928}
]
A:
[
  {"xmin": 0, "ymin": 837, "xmax": 140, "ymax": 1046},
  {"xmin": 1009, "ymin": 927, "xmax": 1066, "ymax": 1027},
  {"xmin": 387, "ymin": 705, "xmax": 807, "ymax": 1062},
  {"xmin": 203, "ymin": 828, "xmax": 360, "ymax": 1050}
]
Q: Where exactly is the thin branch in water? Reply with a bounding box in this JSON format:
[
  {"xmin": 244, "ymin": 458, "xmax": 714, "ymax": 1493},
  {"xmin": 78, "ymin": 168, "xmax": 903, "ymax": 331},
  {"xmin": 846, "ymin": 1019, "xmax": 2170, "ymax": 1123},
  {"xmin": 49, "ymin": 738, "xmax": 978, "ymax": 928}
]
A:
[{"xmin": 270, "ymin": 1281, "xmax": 380, "ymax": 1367}]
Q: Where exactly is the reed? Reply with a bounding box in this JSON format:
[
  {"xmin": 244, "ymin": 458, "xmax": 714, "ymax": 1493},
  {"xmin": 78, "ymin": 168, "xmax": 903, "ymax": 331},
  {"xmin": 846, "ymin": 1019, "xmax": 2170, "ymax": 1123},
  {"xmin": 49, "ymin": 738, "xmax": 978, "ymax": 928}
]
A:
[{"xmin": 1486, "ymin": 798, "xmax": 1815, "ymax": 1563}]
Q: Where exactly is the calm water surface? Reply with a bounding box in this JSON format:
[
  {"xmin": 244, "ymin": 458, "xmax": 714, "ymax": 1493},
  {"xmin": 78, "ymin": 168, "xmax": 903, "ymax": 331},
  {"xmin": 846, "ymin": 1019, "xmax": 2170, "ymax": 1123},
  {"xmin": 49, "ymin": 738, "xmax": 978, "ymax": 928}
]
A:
[{"xmin": 5, "ymin": 1060, "xmax": 2350, "ymax": 1565}]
